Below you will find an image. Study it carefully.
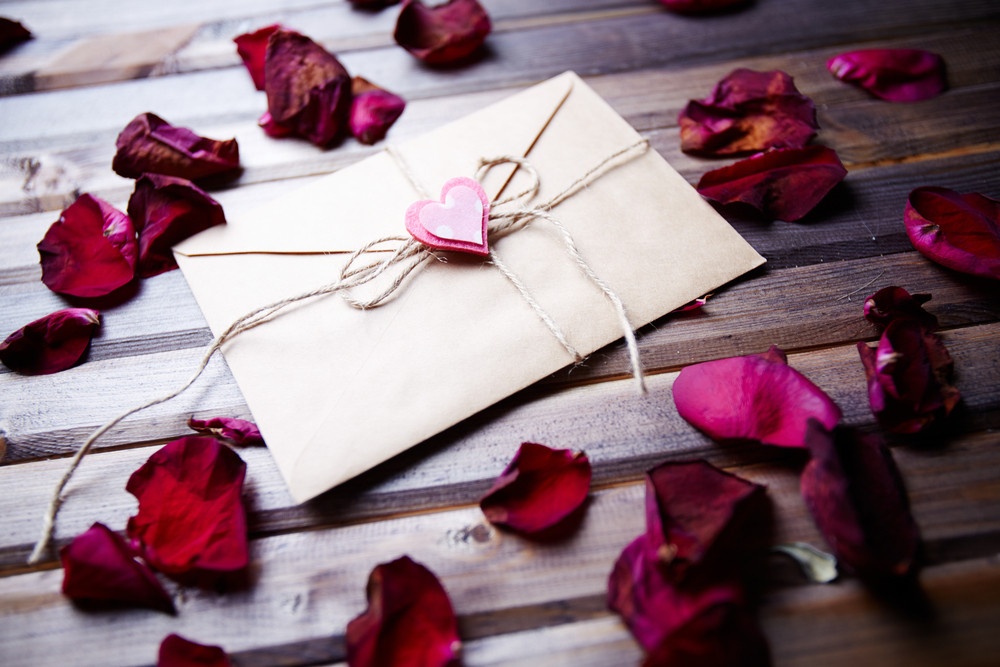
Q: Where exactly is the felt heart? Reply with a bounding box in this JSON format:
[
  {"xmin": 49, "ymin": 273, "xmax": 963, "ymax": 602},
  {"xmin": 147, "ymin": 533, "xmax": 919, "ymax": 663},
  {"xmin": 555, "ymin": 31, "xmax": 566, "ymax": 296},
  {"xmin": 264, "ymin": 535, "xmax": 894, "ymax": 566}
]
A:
[{"xmin": 405, "ymin": 177, "xmax": 490, "ymax": 256}]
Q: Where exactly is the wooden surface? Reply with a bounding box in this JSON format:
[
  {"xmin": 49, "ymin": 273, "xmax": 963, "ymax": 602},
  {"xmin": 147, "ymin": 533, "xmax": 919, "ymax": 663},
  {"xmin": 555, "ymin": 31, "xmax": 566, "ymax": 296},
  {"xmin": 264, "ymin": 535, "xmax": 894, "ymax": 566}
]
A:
[{"xmin": 1, "ymin": 1, "xmax": 999, "ymax": 665}]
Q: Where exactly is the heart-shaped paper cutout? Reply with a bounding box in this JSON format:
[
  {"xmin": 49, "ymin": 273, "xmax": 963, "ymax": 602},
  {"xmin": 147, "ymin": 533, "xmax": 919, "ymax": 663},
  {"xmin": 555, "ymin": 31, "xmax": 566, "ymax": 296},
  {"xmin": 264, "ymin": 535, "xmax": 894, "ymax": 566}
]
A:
[{"xmin": 405, "ymin": 177, "xmax": 490, "ymax": 256}]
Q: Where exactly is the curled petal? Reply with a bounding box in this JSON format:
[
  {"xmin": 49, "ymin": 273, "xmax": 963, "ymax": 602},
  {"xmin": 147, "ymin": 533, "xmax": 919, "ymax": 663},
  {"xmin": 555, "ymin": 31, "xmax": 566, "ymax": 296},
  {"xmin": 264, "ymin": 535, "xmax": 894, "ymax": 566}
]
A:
[
  {"xmin": 126, "ymin": 436, "xmax": 248, "ymax": 582},
  {"xmin": 479, "ymin": 442, "xmax": 591, "ymax": 534},
  {"xmin": 827, "ymin": 49, "xmax": 946, "ymax": 102},
  {"xmin": 350, "ymin": 77, "xmax": 406, "ymax": 145},
  {"xmin": 801, "ymin": 423, "xmax": 921, "ymax": 579},
  {"xmin": 658, "ymin": 0, "xmax": 750, "ymax": 13},
  {"xmin": 697, "ymin": 145, "xmax": 847, "ymax": 222},
  {"xmin": 113, "ymin": 113, "xmax": 240, "ymax": 181},
  {"xmin": 904, "ymin": 186, "xmax": 1000, "ymax": 280},
  {"xmin": 394, "ymin": 0, "xmax": 492, "ymax": 65},
  {"xmin": 188, "ymin": 416, "xmax": 264, "ymax": 446},
  {"xmin": 0, "ymin": 17, "xmax": 31, "ymax": 52},
  {"xmin": 673, "ymin": 346, "xmax": 842, "ymax": 448},
  {"xmin": 679, "ymin": 69, "xmax": 818, "ymax": 157},
  {"xmin": 234, "ymin": 23, "xmax": 282, "ymax": 90},
  {"xmin": 60, "ymin": 523, "xmax": 175, "ymax": 614},
  {"xmin": 346, "ymin": 556, "xmax": 460, "ymax": 667},
  {"xmin": 643, "ymin": 601, "xmax": 770, "ymax": 667},
  {"xmin": 1, "ymin": 308, "xmax": 99, "ymax": 375},
  {"xmin": 38, "ymin": 194, "xmax": 137, "ymax": 298},
  {"xmin": 158, "ymin": 634, "xmax": 231, "ymax": 667},
  {"xmin": 863, "ymin": 286, "xmax": 937, "ymax": 330},
  {"xmin": 127, "ymin": 174, "xmax": 227, "ymax": 278}
]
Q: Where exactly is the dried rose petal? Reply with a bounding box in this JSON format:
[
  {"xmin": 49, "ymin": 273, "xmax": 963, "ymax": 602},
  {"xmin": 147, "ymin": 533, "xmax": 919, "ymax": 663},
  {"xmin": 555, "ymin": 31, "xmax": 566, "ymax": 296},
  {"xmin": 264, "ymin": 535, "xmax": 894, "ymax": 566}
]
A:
[
  {"xmin": 479, "ymin": 442, "xmax": 591, "ymax": 534},
  {"xmin": 857, "ymin": 319, "xmax": 959, "ymax": 434},
  {"xmin": 827, "ymin": 49, "xmax": 946, "ymax": 103},
  {"xmin": 0, "ymin": 17, "xmax": 31, "ymax": 52},
  {"xmin": 126, "ymin": 436, "xmax": 248, "ymax": 582},
  {"xmin": 112, "ymin": 112, "xmax": 240, "ymax": 181},
  {"xmin": 158, "ymin": 634, "xmax": 231, "ymax": 667},
  {"xmin": 60, "ymin": 523, "xmax": 175, "ymax": 613},
  {"xmin": 127, "ymin": 174, "xmax": 227, "ymax": 278},
  {"xmin": 697, "ymin": 145, "xmax": 847, "ymax": 222},
  {"xmin": 350, "ymin": 77, "xmax": 406, "ymax": 145},
  {"xmin": 679, "ymin": 69, "xmax": 818, "ymax": 157},
  {"xmin": 394, "ymin": 0, "xmax": 492, "ymax": 66},
  {"xmin": 863, "ymin": 286, "xmax": 937, "ymax": 330},
  {"xmin": 801, "ymin": 423, "xmax": 921, "ymax": 579},
  {"xmin": 658, "ymin": 0, "xmax": 751, "ymax": 13},
  {"xmin": 234, "ymin": 23, "xmax": 282, "ymax": 91},
  {"xmin": 643, "ymin": 601, "xmax": 771, "ymax": 667},
  {"xmin": 904, "ymin": 186, "xmax": 1000, "ymax": 280},
  {"xmin": 0, "ymin": 308, "xmax": 99, "ymax": 375},
  {"xmin": 38, "ymin": 194, "xmax": 137, "ymax": 298},
  {"xmin": 264, "ymin": 29, "xmax": 352, "ymax": 147},
  {"xmin": 188, "ymin": 416, "xmax": 264, "ymax": 446},
  {"xmin": 673, "ymin": 346, "xmax": 842, "ymax": 448},
  {"xmin": 346, "ymin": 556, "xmax": 460, "ymax": 667}
]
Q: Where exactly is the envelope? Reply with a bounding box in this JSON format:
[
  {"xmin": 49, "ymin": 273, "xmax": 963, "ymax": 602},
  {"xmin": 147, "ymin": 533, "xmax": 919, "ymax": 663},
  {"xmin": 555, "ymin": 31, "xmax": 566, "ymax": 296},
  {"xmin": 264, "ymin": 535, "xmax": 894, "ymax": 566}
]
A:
[{"xmin": 174, "ymin": 71, "xmax": 765, "ymax": 502}]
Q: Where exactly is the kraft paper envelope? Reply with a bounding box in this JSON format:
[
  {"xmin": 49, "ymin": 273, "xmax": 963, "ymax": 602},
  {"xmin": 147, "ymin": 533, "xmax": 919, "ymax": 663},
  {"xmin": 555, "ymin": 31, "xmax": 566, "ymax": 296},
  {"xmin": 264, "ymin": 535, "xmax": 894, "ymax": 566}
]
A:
[{"xmin": 174, "ymin": 71, "xmax": 765, "ymax": 502}]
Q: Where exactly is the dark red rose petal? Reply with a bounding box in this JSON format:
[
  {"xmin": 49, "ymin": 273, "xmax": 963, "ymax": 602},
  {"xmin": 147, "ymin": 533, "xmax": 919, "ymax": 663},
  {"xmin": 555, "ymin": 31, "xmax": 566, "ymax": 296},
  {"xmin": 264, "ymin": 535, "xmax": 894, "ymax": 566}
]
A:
[
  {"xmin": 658, "ymin": 0, "xmax": 751, "ymax": 13},
  {"xmin": 158, "ymin": 634, "xmax": 231, "ymax": 667},
  {"xmin": 479, "ymin": 442, "xmax": 591, "ymax": 534},
  {"xmin": 697, "ymin": 145, "xmax": 847, "ymax": 222},
  {"xmin": 904, "ymin": 186, "xmax": 1000, "ymax": 280},
  {"xmin": 673, "ymin": 346, "xmax": 842, "ymax": 448},
  {"xmin": 126, "ymin": 436, "xmax": 248, "ymax": 582},
  {"xmin": 863, "ymin": 286, "xmax": 937, "ymax": 330},
  {"xmin": 346, "ymin": 555, "xmax": 460, "ymax": 667},
  {"xmin": 60, "ymin": 523, "xmax": 175, "ymax": 614},
  {"xmin": 0, "ymin": 308, "xmax": 99, "ymax": 375},
  {"xmin": 38, "ymin": 194, "xmax": 137, "ymax": 298},
  {"xmin": 394, "ymin": 0, "xmax": 492, "ymax": 66},
  {"xmin": 188, "ymin": 416, "xmax": 264, "ymax": 446},
  {"xmin": 801, "ymin": 422, "xmax": 921, "ymax": 579},
  {"xmin": 827, "ymin": 49, "xmax": 946, "ymax": 103},
  {"xmin": 112, "ymin": 112, "xmax": 240, "ymax": 181},
  {"xmin": 679, "ymin": 69, "xmax": 818, "ymax": 157},
  {"xmin": 234, "ymin": 23, "xmax": 282, "ymax": 91},
  {"xmin": 127, "ymin": 173, "xmax": 227, "ymax": 278},
  {"xmin": 643, "ymin": 601, "xmax": 771, "ymax": 667},
  {"xmin": 350, "ymin": 77, "xmax": 406, "ymax": 145},
  {"xmin": 0, "ymin": 17, "xmax": 31, "ymax": 52}
]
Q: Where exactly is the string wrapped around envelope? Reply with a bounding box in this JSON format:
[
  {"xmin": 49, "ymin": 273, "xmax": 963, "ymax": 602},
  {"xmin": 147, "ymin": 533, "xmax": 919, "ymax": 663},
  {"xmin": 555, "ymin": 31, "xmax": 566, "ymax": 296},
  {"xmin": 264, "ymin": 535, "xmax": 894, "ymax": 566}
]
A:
[{"xmin": 28, "ymin": 137, "xmax": 650, "ymax": 564}]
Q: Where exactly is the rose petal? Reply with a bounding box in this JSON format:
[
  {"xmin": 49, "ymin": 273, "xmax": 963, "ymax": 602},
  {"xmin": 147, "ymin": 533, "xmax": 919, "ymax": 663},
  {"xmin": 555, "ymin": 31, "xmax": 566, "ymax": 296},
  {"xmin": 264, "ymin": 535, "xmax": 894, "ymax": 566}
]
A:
[
  {"xmin": 679, "ymin": 69, "xmax": 818, "ymax": 157},
  {"xmin": 697, "ymin": 145, "xmax": 847, "ymax": 222},
  {"xmin": 126, "ymin": 436, "xmax": 248, "ymax": 582},
  {"xmin": 673, "ymin": 346, "xmax": 842, "ymax": 448},
  {"xmin": 60, "ymin": 523, "xmax": 175, "ymax": 613},
  {"xmin": 0, "ymin": 17, "xmax": 31, "ymax": 52},
  {"xmin": 394, "ymin": 0, "xmax": 492, "ymax": 66},
  {"xmin": 350, "ymin": 77, "xmax": 406, "ymax": 145},
  {"xmin": 38, "ymin": 194, "xmax": 137, "ymax": 298},
  {"xmin": 0, "ymin": 308, "xmax": 100, "ymax": 375},
  {"xmin": 188, "ymin": 416, "xmax": 264, "ymax": 446},
  {"xmin": 264, "ymin": 29, "xmax": 352, "ymax": 147},
  {"xmin": 346, "ymin": 555, "xmax": 461, "ymax": 667},
  {"xmin": 479, "ymin": 442, "xmax": 591, "ymax": 534},
  {"xmin": 863, "ymin": 286, "xmax": 937, "ymax": 330},
  {"xmin": 827, "ymin": 49, "xmax": 947, "ymax": 102},
  {"xmin": 158, "ymin": 634, "xmax": 231, "ymax": 667},
  {"xmin": 112, "ymin": 112, "xmax": 240, "ymax": 181},
  {"xmin": 127, "ymin": 173, "xmax": 227, "ymax": 278},
  {"xmin": 801, "ymin": 422, "xmax": 921, "ymax": 579},
  {"xmin": 643, "ymin": 601, "xmax": 771, "ymax": 667},
  {"xmin": 234, "ymin": 23, "xmax": 282, "ymax": 91},
  {"xmin": 904, "ymin": 186, "xmax": 1000, "ymax": 280},
  {"xmin": 657, "ymin": 0, "xmax": 751, "ymax": 13},
  {"xmin": 857, "ymin": 319, "xmax": 960, "ymax": 434}
]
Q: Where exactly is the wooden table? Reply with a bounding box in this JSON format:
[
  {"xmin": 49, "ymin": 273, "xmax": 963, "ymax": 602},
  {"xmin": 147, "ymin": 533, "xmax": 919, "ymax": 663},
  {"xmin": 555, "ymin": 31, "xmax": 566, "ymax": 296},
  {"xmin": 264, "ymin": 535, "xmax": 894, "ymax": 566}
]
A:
[{"xmin": 1, "ymin": 1, "xmax": 998, "ymax": 665}]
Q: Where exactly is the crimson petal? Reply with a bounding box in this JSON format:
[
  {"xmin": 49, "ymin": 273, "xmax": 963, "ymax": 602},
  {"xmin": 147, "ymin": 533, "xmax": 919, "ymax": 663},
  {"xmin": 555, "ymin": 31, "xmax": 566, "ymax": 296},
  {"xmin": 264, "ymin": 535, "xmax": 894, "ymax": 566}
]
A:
[
  {"xmin": 394, "ymin": 0, "xmax": 492, "ymax": 66},
  {"xmin": 1, "ymin": 308, "xmax": 99, "ymax": 375},
  {"xmin": 863, "ymin": 286, "xmax": 937, "ymax": 330},
  {"xmin": 643, "ymin": 601, "xmax": 771, "ymax": 667},
  {"xmin": 38, "ymin": 194, "xmax": 137, "ymax": 298},
  {"xmin": 0, "ymin": 17, "xmax": 31, "ymax": 52},
  {"xmin": 673, "ymin": 346, "xmax": 842, "ymax": 448},
  {"xmin": 479, "ymin": 442, "xmax": 591, "ymax": 534},
  {"xmin": 158, "ymin": 634, "xmax": 231, "ymax": 667},
  {"xmin": 126, "ymin": 436, "xmax": 248, "ymax": 583},
  {"xmin": 234, "ymin": 23, "xmax": 282, "ymax": 91},
  {"xmin": 827, "ymin": 49, "xmax": 946, "ymax": 103},
  {"xmin": 127, "ymin": 173, "xmax": 227, "ymax": 278},
  {"xmin": 679, "ymin": 69, "xmax": 817, "ymax": 157},
  {"xmin": 346, "ymin": 555, "xmax": 460, "ymax": 667},
  {"xmin": 350, "ymin": 77, "xmax": 406, "ymax": 145},
  {"xmin": 697, "ymin": 145, "xmax": 847, "ymax": 222},
  {"xmin": 188, "ymin": 416, "xmax": 264, "ymax": 446},
  {"xmin": 113, "ymin": 112, "xmax": 240, "ymax": 181},
  {"xmin": 60, "ymin": 523, "xmax": 175, "ymax": 613},
  {"xmin": 904, "ymin": 186, "xmax": 1000, "ymax": 280},
  {"xmin": 658, "ymin": 0, "xmax": 751, "ymax": 13}
]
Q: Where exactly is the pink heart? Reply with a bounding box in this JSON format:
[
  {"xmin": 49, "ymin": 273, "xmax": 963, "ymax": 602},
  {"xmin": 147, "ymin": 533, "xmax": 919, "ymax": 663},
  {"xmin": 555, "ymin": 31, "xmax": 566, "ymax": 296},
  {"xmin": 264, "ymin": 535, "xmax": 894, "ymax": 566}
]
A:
[{"xmin": 405, "ymin": 177, "xmax": 490, "ymax": 256}]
